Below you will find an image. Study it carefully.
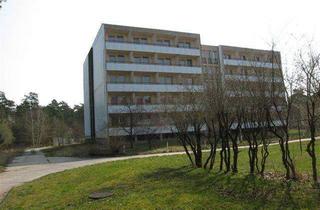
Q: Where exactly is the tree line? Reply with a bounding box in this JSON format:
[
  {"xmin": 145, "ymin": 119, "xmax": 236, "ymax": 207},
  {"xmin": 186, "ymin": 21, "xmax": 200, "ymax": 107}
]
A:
[{"xmin": 0, "ymin": 92, "xmax": 84, "ymax": 148}]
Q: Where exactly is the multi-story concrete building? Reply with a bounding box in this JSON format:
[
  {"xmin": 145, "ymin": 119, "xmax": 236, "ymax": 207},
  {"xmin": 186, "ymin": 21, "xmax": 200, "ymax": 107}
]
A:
[{"xmin": 83, "ymin": 24, "xmax": 283, "ymax": 140}]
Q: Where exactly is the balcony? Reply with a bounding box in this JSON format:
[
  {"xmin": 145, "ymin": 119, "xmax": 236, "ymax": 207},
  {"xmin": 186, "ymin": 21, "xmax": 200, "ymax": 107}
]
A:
[
  {"xmin": 106, "ymin": 62, "xmax": 202, "ymax": 74},
  {"xmin": 108, "ymin": 104, "xmax": 173, "ymax": 114},
  {"xmin": 106, "ymin": 40, "xmax": 201, "ymax": 56},
  {"xmin": 224, "ymin": 59, "xmax": 280, "ymax": 69},
  {"xmin": 107, "ymin": 103, "xmax": 194, "ymax": 113},
  {"xmin": 108, "ymin": 125, "xmax": 176, "ymax": 136},
  {"xmin": 106, "ymin": 83, "xmax": 202, "ymax": 93},
  {"xmin": 224, "ymin": 74, "xmax": 283, "ymax": 83}
]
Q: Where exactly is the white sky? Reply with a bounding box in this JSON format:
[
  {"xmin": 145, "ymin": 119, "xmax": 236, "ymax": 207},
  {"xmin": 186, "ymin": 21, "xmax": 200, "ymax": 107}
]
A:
[{"xmin": 0, "ymin": 0, "xmax": 319, "ymax": 106}]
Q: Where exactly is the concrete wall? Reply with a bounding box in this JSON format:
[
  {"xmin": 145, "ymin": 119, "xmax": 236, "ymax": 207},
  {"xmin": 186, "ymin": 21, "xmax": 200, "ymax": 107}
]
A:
[
  {"xmin": 92, "ymin": 25, "xmax": 107, "ymax": 138},
  {"xmin": 83, "ymin": 56, "xmax": 91, "ymax": 138}
]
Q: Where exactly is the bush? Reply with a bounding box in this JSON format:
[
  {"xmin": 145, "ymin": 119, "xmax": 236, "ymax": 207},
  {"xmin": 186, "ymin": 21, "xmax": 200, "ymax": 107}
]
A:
[
  {"xmin": 0, "ymin": 121, "xmax": 14, "ymax": 148},
  {"xmin": 109, "ymin": 137, "xmax": 127, "ymax": 154}
]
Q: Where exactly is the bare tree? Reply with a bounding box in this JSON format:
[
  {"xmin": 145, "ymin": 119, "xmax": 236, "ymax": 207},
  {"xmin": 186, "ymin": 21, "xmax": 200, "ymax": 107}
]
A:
[
  {"xmin": 167, "ymin": 88, "xmax": 206, "ymax": 168},
  {"xmin": 295, "ymin": 44, "xmax": 320, "ymax": 187},
  {"xmin": 118, "ymin": 103, "xmax": 145, "ymax": 149},
  {"xmin": 203, "ymin": 58, "xmax": 241, "ymax": 172},
  {"xmin": 267, "ymin": 46, "xmax": 297, "ymax": 180}
]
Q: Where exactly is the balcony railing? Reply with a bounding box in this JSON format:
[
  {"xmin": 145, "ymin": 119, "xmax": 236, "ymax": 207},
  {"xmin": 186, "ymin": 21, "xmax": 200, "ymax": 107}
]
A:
[
  {"xmin": 107, "ymin": 81, "xmax": 201, "ymax": 85},
  {"xmin": 106, "ymin": 60, "xmax": 200, "ymax": 67},
  {"xmin": 224, "ymin": 59, "xmax": 280, "ymax": 69},
  {"xmin": 106, "ymin": 39, "xmax": 199, "ymax": 49}
]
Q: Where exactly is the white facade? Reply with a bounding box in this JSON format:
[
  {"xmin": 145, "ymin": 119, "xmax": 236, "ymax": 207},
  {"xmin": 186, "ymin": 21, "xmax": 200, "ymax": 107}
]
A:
[{"xmin": 83, "ymin": 24, "xmax": 283, "ymax": 140}]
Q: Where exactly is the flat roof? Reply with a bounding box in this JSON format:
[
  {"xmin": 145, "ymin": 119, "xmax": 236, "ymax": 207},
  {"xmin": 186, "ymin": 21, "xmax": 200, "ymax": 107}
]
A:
[{"xmin": 103, "ymin": 23, "xmax": 200, "ymax": 38}]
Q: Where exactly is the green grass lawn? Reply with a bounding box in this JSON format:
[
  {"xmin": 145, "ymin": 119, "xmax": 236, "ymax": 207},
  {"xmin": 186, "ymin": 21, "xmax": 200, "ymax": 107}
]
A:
[{"xmin": 1, "ymin": 141, "xmax": 320, "ymax": 209}]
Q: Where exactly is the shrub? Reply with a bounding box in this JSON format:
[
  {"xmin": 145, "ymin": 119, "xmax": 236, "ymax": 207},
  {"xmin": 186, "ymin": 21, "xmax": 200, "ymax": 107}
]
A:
[{"xmin": 0, "ymin": 121, "xmax": 14, "ymax": 148}]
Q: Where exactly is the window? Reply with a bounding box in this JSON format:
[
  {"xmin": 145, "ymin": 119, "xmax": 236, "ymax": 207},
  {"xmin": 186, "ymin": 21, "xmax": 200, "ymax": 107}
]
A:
[
  {"xmin": 157, "ymin": 39, "xmax": 170, "ymax": 46},
  {"xmin": 118, "ymin": 96, "xmax": 127, "ymax": 104},
  {"xmin": 136, "ymin": 97, "xmax": 144, "ymax": 104},
  {"xmin": 110, "ymin": 75, "xmax": 126, "ymax": 83},
  {"xmin": 178, "ymin": 42, "xmax": 191, "ymax": 48},
  {"xmin": 241, "ymin": 68, "xmax": 248, "ymax": 76},
  {"xmin": 142, "ymin": 56, "xmax": 149, "ymax": 64},
  {"xmin": 110, "ymin": 75, "xmax": 117, "ymax": 83},
  {"xmin": 184, "ymin": 78, "xmax": 193, "ymax": 85},
  {"xmin": 109, "ymin": 35, "xmax": 124, "ymax": 42},
  {"xmin": 179, "ymin": 59, "xmax": 192, "ymax": 66},
  {"xmin": 134, "ymin": 56, "xmax": 150, "ymax": 64},
  {"xmin": 160, "ymin": 95, "xmax": 167, "ymax": 103},
  {"xmin": 136, "ymin": 96, "xmax": 151, "ymax": 105},
  {"xmin": 157, "ymin": 58, "xmax": 171, "ymax": 65},
  {"xmin": 133, "ymin": 57, "xmax": 140, "ymax": 63},
  {"xmin": 142, "ymin": 76, "xmax": 151, "ymax": 83},
  {"xmin": 144, "ymin": 96, "xmax": 151, "ymax": 104},
  {"xmin": 133, "ymin": 37, "xmax": 139, "ymax": 43},
  {"xmin": 133, "ymin": 37, "xmax": 148, "ymax": 44},
  {"xmin": 117, "ymin": 55, "xmax": 125, "ymax": 63},
  {"xmin": 110, "ymin": 96, "xmax": 127, "ymax": 105},
  {"xmin": 202, "ymin": 58, "xmax": 208, "ymax": 64},
  {"xmin": 186, "ymin": 59, "xmax": 192, "ymax": 66},
  {"xmin": 111, "ymin": 96, "xmax": 118, "ymax": 105},
  {"xmin": 159, "ymin": 76, "xmax": 172, "ymax": 84},
  {"xmin": 109, "ymin": 55, "xmax": 116, "ymax": 62},
  {"xmin": 110, "ymin": 115, "xmax": 119, "ymax": 126},
  {"xmin": 134, "ymin": 75, "xmax": 151, "ymax": 83},
  {"xmin": 255, "ymin": 56, "xmax": 260, "ymax": 61},
  {"xmin": 118, "ymin": 75, "xmax": 125, "ymax": 83},
  {"xmin": 109, "ymin": 55, "xmax": 125, "ymax": 63},
  {"xmin": 224, "ymin": 54, "xmax": 231, "ymax": 59}
]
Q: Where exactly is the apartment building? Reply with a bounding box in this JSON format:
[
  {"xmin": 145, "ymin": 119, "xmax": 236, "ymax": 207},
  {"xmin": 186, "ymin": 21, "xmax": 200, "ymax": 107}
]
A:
[{"xmin": 83, "ymin": 24, "xmax": 283, "ymax": 140}]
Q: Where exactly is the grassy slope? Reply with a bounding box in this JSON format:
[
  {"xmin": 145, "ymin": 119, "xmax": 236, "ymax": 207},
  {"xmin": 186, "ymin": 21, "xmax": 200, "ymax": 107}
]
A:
[{"xmin": 1, "ymin": 141, "xmax": 320, "ymax": 209}]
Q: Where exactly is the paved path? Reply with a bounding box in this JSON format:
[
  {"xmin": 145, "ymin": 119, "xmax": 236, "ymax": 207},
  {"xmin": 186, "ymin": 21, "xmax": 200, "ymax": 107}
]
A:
[{"xmin": 0, "ymin": 137, "xmax": 314, "ymax": 202}]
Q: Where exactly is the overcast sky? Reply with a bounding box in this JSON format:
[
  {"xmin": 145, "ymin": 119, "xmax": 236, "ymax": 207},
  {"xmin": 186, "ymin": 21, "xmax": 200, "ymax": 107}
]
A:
[{"xmin": 0, "ymin": 0, "xmax": 319, "ymax": 106}]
